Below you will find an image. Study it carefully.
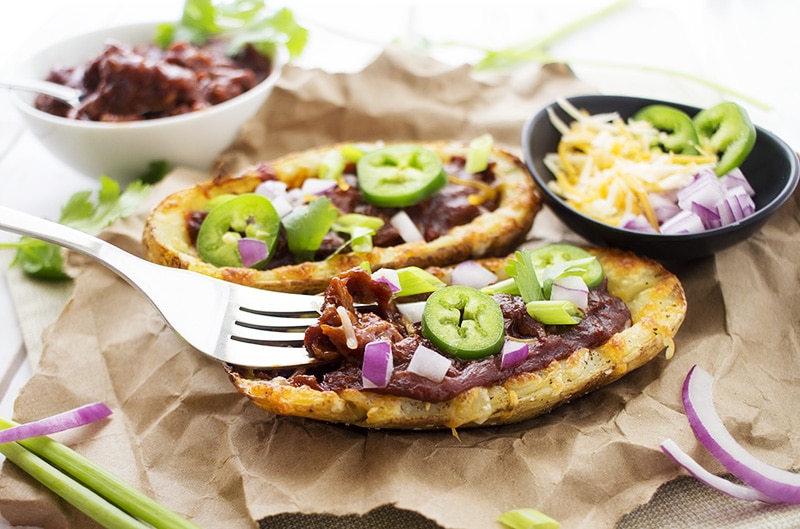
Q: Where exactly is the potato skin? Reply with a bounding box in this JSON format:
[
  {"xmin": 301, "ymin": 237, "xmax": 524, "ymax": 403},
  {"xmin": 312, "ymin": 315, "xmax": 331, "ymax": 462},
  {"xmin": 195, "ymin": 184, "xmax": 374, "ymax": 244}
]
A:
[
  {"xmin": 225, "ymin": 247, "xmax": 687, "ymax": 430},
  {"xmin": 142, "ymin": 140, "xmax": 542, "ymax": 294}
]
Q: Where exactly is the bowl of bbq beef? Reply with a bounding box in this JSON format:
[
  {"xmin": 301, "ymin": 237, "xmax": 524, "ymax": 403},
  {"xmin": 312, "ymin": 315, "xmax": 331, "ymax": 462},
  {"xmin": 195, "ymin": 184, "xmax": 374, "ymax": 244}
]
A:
[
  {"xmin": 10, "ymin": 21, "xmax": 285, "ymax": 184},
  {"xmin": 521, "ymin": 95, "xmax": 799, "ymax": 262}
]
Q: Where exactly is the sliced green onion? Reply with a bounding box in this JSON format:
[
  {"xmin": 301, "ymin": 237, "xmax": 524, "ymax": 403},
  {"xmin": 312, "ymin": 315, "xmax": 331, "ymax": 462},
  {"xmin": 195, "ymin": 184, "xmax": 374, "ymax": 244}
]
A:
[
  {"xmin": 318, "ymin": 150, "xmax": 346, "ymax": 180},
  {"xmin": 331, "ymin": 213, "xmax": 384, "ymax": 253},
  {"xmin": 465, "ymin": 133, "xmax": 494, "ymax": 173},
  {"xmin": 526, "ymin": 299, "xmax": 582, "ymax": 325},
  {"xmin": 506, "ymin": 250, "xmax": 543, "ymax": 303},
  {"xmin": 498, "ymin": 508, "xmax": 560, "ymax": 529},
  {"xmin": 0, "ymin": 441, "xmax": 148, "ymax": 529},
  {"xmin": 0, "ymin": 417, "xmax": 200, "ymax": 529},
  {"xmin": 480, "ymin": 277, "xmax": 520, "ymax": 296},
  {"xmin": 341, "ymin": 144, "xmax": 367, "ymax": 162},
  {"xmin": 395, "ymin": 266, "xmax": 447, "ymax": 297}
]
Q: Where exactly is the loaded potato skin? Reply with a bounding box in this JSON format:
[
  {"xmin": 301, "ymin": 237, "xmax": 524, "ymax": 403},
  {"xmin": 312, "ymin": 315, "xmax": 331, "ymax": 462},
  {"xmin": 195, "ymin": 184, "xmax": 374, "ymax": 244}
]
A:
[{"xmin": 143, "ymin": 140, "xmax": 541, "ymax": 294}]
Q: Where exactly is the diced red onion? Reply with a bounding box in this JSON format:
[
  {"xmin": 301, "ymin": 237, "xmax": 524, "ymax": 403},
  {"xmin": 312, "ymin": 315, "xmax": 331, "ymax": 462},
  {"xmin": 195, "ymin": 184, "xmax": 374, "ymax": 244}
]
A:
[
  {"xmin": 407, "ymin": 344, "xmax": 451, "ymax": 383},
  {"xmin": 255, "ymin": 180, "xmax": 288, "ymax": 200},
  {"xmin": 720, "ymin": 168, "xmax": 755, "ymax": 196},
  {"xmin": 450, "ymin": 260, "xmax": 498, "ymax": 289},
  {"xmin": 620, "ymin": 214, "xmax": 658, "ymax": 233},
  {"xmin": 390, "ymin": 211, "xmax": 425, "ymax": 243},
  {"xmin": 285, "ymin": 188, "xmax": 308, "ymax": 207},
  {"xmin": 237, "ymin": 238, "xmax": 269, "ymax": 267},
  {"xmin": 500, "ymin": 340, "xmax": 528, "ymax": 370},
  {"xmin": 690, "ymin": 202, "xmax": 721, "ymax": 229},
  {"xmin": 0, "ymin": 402, "xmax": 112, "ymax": 443},
  {"xmin": 660, "ymin": 438, "xmax": 779, "ymax": 503},
  {"xmin": 269, "ymin": 195, "xmax": 293, "ymax": 218},
  {"xmin": 648, "ymin": 193, "xmax": 682, "ymax": 224},
  {"xmin": 550, "ymin": 275, "xmax": 589, "ymax": 310},
  {"xmin": 396, "ymin": 301, "xmax": 425, "ymax": 323},
  {"xmin": 660, "ymin": 209, "xmax": 705, "ymax": 234},
  {"xmin": 362, "ymin": 340, "xmax": 393, "ymax": 389},
  {"xmin": 301, "ymin": 178, "xmax": 338, "ymax": 195},
  {"xmin": 677, "ymin": 170, "xmax": 727, "ymax": 212},
  {"xmin": 679, "ymin": 365, "xmax": 800, "ymax": 504},
  {"xmin": 372, "ymin": 268, "xmax": 401, "ymax": 293}
]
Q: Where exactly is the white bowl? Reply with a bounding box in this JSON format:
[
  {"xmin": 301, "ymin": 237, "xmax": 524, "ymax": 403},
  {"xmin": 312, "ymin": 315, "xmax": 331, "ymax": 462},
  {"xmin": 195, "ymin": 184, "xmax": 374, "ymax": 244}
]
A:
[{"xmin": 10, "ymin": 21, "xmax": 284, "ymax": 184}]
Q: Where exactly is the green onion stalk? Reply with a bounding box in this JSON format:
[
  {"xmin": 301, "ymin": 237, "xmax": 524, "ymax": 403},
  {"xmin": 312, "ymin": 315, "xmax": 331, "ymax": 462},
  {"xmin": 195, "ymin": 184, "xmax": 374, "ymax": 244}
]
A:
[{"xmin": 0, "ymin": 417, "xmax": 202, "ymax": 529}]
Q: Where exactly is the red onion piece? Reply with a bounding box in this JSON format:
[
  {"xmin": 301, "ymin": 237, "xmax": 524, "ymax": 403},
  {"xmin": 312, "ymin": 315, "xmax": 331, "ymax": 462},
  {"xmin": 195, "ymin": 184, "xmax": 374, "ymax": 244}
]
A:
[
  {"xmin": 500, "ymin": 340, "xmax": 528, "ymax": 369},
  {"xmin": 648, "ymin": 193, "xmax": 682, "ymax": 223},
  {"xmin": 255, "ymin": 180, "xmax": 288, "ymax": 200},
  {"xmin": 362, "ymin": 340, "xmax": 393, "ymax": 389},
  {"xmin": 269, "ymin": 195, "xmax": 293, "ymax": 218},
  {"xmin": 301, "ymin": 178, "xmax": 338, "ymax": 195},
  {"xmin": 237, "ymin": 237, "xmax": 269, "ymax": 267},
  {"xmin": 660, "ymin": 439, "xmax": 779, "ymax": 503},
  {"xmin": 450, "ymin": 260, "xmax": 498, "ymax": 289},
  {"xmin": 677, "ymin": 170, "xmax": 727, "ymax": 212},
  {"xmin": 371, "ymin": 268, "xmax": 401, "ymax": 293},
  {"xmin": 397, "ymin": 301, "xmax": 425, "ymax": 323},
  {"xmin": 720, "ymin": 168, "xmax": 755, "ymax": 196},
  {"xmin": 390, "ymin": 211, "xmax": 424, "ymax": 243},
  {"xmin": 550, "ymin": 275, "xmax": 589, "ymax": 310},
  {"xmin": 0, "ymin": 402, "xmax": 112, "ymax": 444},
  {"xmin": 681, "ymin": 365, "xmax": 800, "ymax": 504},
  {"xmin": 660, "ymin": 209, "xmax": 705, "ymax": 234},
  {"xmin": 407, "ymin": 344, "xmax": 451, "ymax": 383},
  {"xmin": 620, "ymin": 214, "xmax": 658, "ymax": 233}
]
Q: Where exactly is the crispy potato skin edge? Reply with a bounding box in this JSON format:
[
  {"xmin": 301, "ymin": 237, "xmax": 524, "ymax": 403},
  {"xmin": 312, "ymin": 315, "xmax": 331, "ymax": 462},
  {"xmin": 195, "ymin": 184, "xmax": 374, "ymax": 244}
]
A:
[{"xmin": 142, "ymin": 141, "xmax": 542, "ymax": 294}]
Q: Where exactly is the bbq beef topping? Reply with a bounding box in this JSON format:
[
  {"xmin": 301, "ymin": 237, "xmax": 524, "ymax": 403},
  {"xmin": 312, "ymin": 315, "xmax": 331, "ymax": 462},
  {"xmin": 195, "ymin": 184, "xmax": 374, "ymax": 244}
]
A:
[{"xmin": 294, "ymin": 266, "xmax": 632, "ymax": 403}]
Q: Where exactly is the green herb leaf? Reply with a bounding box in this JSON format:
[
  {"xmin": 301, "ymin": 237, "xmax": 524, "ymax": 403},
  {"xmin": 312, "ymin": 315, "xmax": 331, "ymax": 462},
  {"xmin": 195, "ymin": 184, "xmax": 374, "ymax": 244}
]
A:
[
  {"xmin": 282, "ymin": 196, "xmax": 338, "ymax": 262},
  {"xmin": 157, "ymin": 0, "xmax": 308, "ymax": 60},
  {"xmin": 1, "ymin": 178, "xmax": 151, "ymax": 280}
]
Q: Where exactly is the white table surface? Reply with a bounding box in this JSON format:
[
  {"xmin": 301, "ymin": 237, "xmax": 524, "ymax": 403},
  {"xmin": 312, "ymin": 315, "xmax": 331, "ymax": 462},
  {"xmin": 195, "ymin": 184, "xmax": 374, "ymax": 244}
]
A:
[{"xmin": 1, "ymin": 1, "xmax": 798, "ymax": 527}]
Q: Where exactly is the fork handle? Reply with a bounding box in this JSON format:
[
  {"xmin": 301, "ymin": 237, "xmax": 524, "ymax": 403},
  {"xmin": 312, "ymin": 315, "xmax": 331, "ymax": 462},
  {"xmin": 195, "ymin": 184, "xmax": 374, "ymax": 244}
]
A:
[{"xmin": 0, "ymin": 205, "xmax": 151, "ymax": 284}]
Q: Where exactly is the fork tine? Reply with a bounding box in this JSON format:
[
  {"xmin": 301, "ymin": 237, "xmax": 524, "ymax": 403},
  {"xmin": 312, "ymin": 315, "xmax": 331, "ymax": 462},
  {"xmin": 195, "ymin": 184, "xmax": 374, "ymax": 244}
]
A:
[
  {"xmin": 230, "ymin": 324, "xmax": 306, "ymax": 346},
  {"xmin": 231, "ymin": 284, "xmax": 323, "ymax": 316},
  {"xmin": 220, "ymin": 341, "xmax": 322, "ymax": 369},
  {"xmin": 235, "ymin": 311, "xmax": 318, "ymax": 330}
]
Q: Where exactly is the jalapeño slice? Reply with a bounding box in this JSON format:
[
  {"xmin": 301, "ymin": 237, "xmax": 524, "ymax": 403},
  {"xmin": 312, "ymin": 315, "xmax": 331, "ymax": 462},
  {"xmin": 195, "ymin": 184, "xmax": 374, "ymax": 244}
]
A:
[
  {"xmin": 356, "ymin": 145, "xmax": 447, "ymax": 207},
  {"xmin": 421, "ymin": 286, "xmax": 505, "ymax": 360},
  {"xmin": 196, "ymin": 194, "xmax": 280, "ymax": 268}
]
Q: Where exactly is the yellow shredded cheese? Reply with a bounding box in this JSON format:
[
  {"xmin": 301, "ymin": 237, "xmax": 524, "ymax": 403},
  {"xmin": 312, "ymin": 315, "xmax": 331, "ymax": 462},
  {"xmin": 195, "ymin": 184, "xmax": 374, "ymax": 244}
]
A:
[{"xmin": 545, "ymin": 98, "xmax": 717, "ymax": 230}]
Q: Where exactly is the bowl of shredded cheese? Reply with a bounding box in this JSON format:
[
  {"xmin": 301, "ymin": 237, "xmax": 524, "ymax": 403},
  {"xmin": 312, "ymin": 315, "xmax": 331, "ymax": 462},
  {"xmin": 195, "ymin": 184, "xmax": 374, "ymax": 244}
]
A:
[{"xmin": 522, "ymin": 95, "xmax": 798, "ymax": 261}]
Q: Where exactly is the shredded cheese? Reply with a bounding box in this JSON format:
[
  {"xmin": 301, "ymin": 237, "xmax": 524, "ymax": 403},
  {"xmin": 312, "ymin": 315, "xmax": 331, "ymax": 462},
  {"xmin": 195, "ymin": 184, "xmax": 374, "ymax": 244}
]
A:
[{"xmin": 545, "ymin": 98, "xmax": 717, "ymax": 230}]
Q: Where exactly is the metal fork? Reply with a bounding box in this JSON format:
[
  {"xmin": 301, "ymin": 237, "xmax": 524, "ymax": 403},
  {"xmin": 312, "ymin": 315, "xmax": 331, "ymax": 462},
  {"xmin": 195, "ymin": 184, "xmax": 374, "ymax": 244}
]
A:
[{"xmin": 0, "ymin": 206, "xmax": 323, "ymax": 368}]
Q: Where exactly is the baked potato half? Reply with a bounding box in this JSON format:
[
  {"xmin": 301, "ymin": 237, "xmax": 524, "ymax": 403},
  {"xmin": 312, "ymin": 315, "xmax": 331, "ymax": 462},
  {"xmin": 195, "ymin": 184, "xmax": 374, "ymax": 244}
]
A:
[
  {"xmin": 225, "ymin": 246, "xmax": 687, "ymax": 430},
  {"xmin": 143, "ymin": 140, "xmax": 541, "ymax": 294}
]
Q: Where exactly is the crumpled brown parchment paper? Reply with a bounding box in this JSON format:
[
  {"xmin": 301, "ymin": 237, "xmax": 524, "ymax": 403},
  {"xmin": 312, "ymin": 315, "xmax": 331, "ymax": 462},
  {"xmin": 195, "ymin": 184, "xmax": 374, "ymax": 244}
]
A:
[{"xmin": 2, "ymin": 47, "xmax": 800, "ymax": 529}]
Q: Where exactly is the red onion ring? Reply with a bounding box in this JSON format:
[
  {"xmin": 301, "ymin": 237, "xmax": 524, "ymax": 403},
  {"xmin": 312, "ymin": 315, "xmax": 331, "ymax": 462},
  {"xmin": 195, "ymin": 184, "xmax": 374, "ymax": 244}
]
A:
[
  {"xmin": 667, "ymin": 365, "xmax": 800, "ymax": 504},
  {"xmin": 0, "ymin": 402, "xmax": 112, "ymax": 443}
]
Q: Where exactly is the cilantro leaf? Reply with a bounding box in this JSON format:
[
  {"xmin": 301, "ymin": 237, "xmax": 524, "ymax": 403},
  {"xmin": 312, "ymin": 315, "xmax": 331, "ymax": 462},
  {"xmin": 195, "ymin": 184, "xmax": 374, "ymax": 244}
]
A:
[
  {"xmin": 282, "ymin": 196, "xmax": 338, "ymax": 262},
  {"xmin": 1, "ymin": 178, "xmax": 151, "ymax": 280},
  {"xmin": 156, "ymin": 0, "xmax": 308, "ymax": 60}
]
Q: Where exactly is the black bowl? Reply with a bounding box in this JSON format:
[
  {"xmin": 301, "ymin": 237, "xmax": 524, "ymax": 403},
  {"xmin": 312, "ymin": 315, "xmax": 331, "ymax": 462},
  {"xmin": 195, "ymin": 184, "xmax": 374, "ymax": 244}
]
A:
[{"xmin": 521, "ymin": 95, "xmax": 799, "ymax": 261}]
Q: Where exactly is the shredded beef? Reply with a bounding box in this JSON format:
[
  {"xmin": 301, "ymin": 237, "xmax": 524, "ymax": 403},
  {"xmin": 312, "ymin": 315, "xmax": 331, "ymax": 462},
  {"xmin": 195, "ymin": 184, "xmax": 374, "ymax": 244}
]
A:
[{"xmin": 295, "ymin": 268, "xmax": 632, "ymax": 403}]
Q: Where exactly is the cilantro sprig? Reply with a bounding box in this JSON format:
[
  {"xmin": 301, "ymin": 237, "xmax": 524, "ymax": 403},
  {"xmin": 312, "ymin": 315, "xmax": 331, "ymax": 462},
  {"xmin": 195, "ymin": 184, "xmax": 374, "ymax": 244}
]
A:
[
  {"xmin": 0, "ymin": 177, "xmax": 151, "ymax": 280},
  {"xmin": 155, "ymin": 0, "xmax": 308, "ymax": 60}
]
